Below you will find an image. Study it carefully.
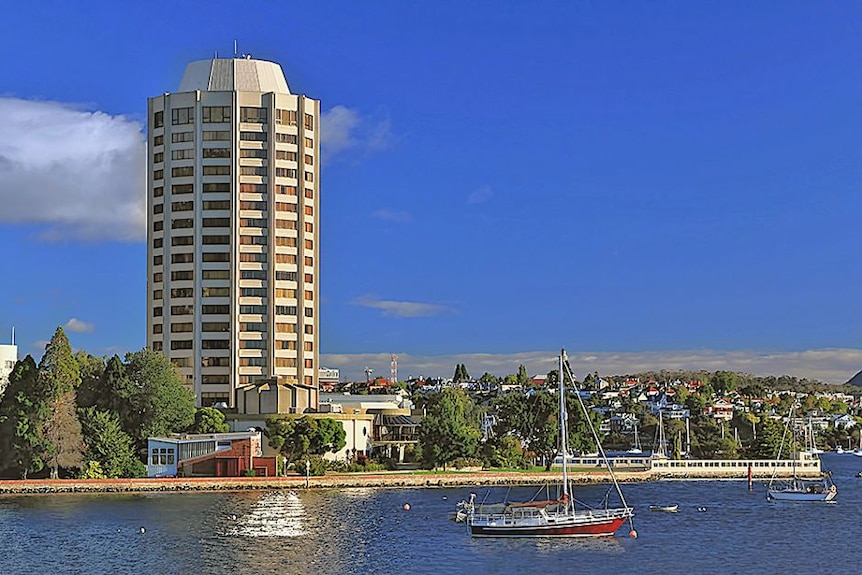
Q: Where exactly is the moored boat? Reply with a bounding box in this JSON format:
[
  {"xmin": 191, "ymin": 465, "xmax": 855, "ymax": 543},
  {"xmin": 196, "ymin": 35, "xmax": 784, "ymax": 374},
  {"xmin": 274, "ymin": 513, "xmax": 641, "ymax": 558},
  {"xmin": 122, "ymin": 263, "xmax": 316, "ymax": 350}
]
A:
[
  {"xmin": 463, "ymin": 349, "xmax": 635, "ymax": 538},
  {"xmin": 766, "ymin": 404, "xmax": 837, "ymax": 503},
  {"xmin": 648, "ymin": 504, "xmax": 679, "ymax": 512},
  {"xmin": 766, "ymin": 479, "xmax": 836, "ymax": 502}
]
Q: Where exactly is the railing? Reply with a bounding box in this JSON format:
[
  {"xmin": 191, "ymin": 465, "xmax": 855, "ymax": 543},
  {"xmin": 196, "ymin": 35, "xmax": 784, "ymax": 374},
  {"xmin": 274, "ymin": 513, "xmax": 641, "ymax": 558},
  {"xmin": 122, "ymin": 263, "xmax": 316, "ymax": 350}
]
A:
[{"xmin": 551, "ymin": 455, "xmax": 822, "ymax": 477}]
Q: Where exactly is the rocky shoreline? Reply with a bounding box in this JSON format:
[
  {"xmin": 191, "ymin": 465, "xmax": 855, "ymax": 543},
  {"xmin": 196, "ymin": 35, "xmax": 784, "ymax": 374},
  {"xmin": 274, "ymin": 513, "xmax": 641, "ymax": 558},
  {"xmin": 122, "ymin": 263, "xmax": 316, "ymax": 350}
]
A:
[{"xmin": 0, "ymin": 470, "xmax": 656, "ymax": 495}]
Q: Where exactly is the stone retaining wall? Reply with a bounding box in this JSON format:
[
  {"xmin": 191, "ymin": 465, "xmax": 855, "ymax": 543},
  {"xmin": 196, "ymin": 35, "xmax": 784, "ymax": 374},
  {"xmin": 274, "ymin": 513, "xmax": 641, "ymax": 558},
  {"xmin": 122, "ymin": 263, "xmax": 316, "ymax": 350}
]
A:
[
  {"xmin": 0, "ymin": 465, "xmax": 816, "ymax": 495},
  {"xmin": 0, "ymin": 470, "xmax": 653, "ymax": 495}
]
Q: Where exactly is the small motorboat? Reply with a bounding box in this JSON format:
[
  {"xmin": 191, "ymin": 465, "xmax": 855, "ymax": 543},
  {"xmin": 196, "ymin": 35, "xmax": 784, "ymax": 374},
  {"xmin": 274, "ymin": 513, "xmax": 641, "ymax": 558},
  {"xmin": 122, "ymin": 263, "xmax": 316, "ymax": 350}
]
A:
[
  {"xmin": 648, "ymin": 504, "xmax": 679, "ymax": 513},
  {"xmin": 855, "ymin": 471, "xmax": 862, "ymax": 478}
]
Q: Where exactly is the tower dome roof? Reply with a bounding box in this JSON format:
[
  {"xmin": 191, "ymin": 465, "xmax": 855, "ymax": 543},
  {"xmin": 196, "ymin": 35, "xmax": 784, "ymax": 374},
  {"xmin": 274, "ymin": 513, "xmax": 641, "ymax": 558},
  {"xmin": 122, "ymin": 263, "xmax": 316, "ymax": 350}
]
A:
[{"xmin": 179, "ymin": 57, "xmax": 291, "ymax": 94}]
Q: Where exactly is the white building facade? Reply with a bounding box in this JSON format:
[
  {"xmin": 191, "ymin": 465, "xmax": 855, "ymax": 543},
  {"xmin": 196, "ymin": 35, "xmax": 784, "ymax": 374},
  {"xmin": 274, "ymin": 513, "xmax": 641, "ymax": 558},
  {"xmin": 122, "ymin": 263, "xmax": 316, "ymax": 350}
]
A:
[
  {"xmin": 147, "ymin": 57, "xmax": 320, "ymax": 408},
  {"xmin": 0, "ymin": 343, "xmax": 18, "ymax": 395}
]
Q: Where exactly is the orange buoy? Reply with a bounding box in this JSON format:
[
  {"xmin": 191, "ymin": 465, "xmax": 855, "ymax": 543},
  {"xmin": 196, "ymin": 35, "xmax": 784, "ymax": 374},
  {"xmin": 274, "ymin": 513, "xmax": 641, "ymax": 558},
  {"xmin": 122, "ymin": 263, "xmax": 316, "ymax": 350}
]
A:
[{"xmin": 629, "ymin": 529, "xmax": 638, "ymax": 539}]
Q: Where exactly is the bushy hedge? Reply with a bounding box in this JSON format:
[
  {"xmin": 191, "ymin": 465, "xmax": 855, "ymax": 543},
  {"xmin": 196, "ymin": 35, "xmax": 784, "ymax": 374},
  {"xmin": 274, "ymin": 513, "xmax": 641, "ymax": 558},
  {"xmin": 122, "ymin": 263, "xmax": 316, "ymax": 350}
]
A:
[
  {"xmin": 451, "ymin": 457, "xmax": 484, "ymax": 470},
  {"xmin": 293, "ymin": 455, "xmax": 328, "ymax": 476}
]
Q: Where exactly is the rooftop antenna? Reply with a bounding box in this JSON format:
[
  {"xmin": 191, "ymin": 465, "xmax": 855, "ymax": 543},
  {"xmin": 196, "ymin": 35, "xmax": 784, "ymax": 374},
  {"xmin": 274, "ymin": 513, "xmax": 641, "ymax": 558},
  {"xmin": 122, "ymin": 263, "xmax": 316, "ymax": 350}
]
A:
[
  {"xmin": 234, "ymin": 40, "xmax": 238, "ymax": 58},
  {"xmin": 10, "ymin": 326, "xmax": 14, "ymax": 346}
]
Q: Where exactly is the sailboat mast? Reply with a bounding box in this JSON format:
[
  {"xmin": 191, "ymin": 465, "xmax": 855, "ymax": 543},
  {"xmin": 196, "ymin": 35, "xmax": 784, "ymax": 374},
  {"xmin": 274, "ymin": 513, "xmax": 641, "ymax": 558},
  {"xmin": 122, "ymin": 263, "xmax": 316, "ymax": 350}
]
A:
[
  {"xmin": 686, "ymin": 416, "xmax": 691, "ymax": 456},
  {"xmin": 559, "ymin": 349, "xmax": 569, "ymax": 504}
]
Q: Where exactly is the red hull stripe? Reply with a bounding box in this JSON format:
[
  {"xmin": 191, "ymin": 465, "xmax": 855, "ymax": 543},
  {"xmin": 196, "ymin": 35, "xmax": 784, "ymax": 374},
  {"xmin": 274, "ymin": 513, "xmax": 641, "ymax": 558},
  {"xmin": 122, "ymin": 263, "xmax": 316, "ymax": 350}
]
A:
[{"xmin": 470, "ymin": 517, "xmax": 627, "ymax": 538}]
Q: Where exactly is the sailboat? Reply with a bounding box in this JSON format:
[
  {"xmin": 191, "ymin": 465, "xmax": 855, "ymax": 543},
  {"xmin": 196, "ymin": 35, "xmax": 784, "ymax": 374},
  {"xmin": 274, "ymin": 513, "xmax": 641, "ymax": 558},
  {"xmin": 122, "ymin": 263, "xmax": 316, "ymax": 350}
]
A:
[
  {"xmin": 464, "ymin": 349, "xmax": 635, "ymax": 538},
  {"xmin": 766, "ymin": 404, "xmax": 837, "ymax": 502},
  {"xmin": 626, "ymin": 423, "xmax": 643, "ymax": 454},
  {"xmin": 652, "ymin": 410, "xmax": 668, "ymax": 459}
]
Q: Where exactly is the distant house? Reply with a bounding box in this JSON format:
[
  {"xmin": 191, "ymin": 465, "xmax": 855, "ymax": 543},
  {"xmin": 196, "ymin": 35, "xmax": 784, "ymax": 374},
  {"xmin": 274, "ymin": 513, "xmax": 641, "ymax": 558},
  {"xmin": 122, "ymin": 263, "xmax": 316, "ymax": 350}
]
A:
[
  {"xmin": 705, "ymin": 399, "xmax": 734, "ymax": 421},
  {"xmin": 609, "ymin": 414, "xmax": 639, "ymax": 433},
  {"xmin": 498, "ymin": 382, "xmax": 522, "ymax": 394},
  {"xmin": 661, "ymin": 405, "xmax": 691, "ymax": 420},
  {"xmin": 530, "ymin": 374, "xmax": 548, "ymax": 387},
  {"xmin": 686, "ymin": 380, "xmax": 703, "ymax": 392},
  {"xmin": 318, "ymin": 367, "xmax": 340, "ymax": 392},
  {"xmin": 831, "ymin": 414, "xmax": 856, "ymax": 430},
  {"xmin": 147, "ymin": 431, "xmax": 275, "ymax": 478}
]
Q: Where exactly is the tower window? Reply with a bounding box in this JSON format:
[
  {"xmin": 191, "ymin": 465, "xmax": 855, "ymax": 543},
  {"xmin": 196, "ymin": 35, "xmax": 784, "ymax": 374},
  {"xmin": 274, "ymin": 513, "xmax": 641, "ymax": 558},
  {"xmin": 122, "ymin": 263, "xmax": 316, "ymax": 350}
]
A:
[
  {"xmin": 171, "ymin": 107, "xmax": 194, "ymax": 125},
  {"xmin": 241, "ymin": 107, "xmax": 268, "ymax": 123}
]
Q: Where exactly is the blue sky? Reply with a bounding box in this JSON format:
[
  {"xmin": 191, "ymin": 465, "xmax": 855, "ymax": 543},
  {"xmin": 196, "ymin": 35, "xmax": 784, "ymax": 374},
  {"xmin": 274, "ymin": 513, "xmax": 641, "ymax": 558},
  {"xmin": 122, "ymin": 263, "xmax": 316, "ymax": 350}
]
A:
[{"xmin": 1, "ymin": 1, "xmax": 860, "ymax": 383}]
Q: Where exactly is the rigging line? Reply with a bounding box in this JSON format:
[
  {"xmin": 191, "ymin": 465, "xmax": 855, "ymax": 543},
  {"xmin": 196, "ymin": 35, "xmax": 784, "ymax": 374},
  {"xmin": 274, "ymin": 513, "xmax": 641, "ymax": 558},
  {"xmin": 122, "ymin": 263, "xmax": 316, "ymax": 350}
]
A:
[
  {"xmin": 562, "ymin": 357, "xmax": 636, "ymax": 532},
  {"xmin": 768, "ymin": 403, "xmax": 795, "ymax": 488}
]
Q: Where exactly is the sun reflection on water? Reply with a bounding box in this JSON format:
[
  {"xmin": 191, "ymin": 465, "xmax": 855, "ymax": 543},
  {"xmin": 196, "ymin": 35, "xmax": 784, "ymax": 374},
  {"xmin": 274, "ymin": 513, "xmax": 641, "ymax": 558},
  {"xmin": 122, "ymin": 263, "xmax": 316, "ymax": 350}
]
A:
[{"xmin": 226, "ymin": 490, "xmax": 305, "ymax": 538}]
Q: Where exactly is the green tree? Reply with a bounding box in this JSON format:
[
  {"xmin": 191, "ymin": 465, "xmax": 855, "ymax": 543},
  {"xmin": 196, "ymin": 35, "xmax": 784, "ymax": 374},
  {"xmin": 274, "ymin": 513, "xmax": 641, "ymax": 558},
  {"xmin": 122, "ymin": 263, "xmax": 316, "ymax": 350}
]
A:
[
  {"xmin": 189, "ymin": 407, "xmax": 230, "ymax": 434},
  {"xmin": 42, "ymin": 390, "xmax": 85, "ymax": 478},
  {"xmin": 121, "ymin": 349, "xmax": 196, "ymax": 449},
  {"xmin": 77, "ymin": 355, "xmax": 129, "ymax": 414},
  {"xmin": 38, "ymin": 327, "xmax": 81, "ymax": 396},
  {"xmin": 453, "ymin": 363, "xmax": 471, "ymax": 383},
  {"xmin": 38, "ymin": 328, "xmax": 85, "ymax": 478},
  {"xmin": 493, "ymin": 390, "xmax": 558, "ymax": 469},
  {"xmin": 486, "ymin": 435, "xmax": 526, "ymax": 468},
  {"xmin": 564, "ymin": 393, "xmax": 605, "ymax": 455},
  {"xmin": 78, "ymin": 408, "xmax": 144, "ymax": 478},
  {"xmin": 419, "ymin": 388, "xmax": 481, "ymax": 469},
  {"xmin": 479, "ymin": 372, "xmax": 497, "ymax": 386},
  {"xmin": 690, "ymin": 415, "xmax": 724, "ymax": 459},
  {"xmin": 517, "ymin": 364, "xmax": 529, "ymax": 386},
  {"xmin": 709, "ymin": 371, "xmax": 738, "ymax": 396},
  {"xmin": 749, "ymin": 416, "xmax": 786, "ymax": 459},
  {"xmin": 0, "ymin": 356, "xmax": 49, "ymax": 478},
  {"xmin": 265, "ymin": 416, "xmax": 346, "ymax": 464}
]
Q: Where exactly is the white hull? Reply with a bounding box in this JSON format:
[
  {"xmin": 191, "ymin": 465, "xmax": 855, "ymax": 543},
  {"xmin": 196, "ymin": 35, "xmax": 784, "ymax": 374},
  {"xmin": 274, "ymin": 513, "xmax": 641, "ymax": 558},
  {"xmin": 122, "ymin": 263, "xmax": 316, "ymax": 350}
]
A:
[{"xmin": 767, "ymin": 488, "xmax": 836, "ymax": 502}]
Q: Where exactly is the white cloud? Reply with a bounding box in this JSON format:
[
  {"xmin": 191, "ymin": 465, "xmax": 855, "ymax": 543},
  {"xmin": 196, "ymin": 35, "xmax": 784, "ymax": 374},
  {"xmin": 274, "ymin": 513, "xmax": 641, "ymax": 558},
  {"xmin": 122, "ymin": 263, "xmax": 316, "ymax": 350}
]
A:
[
  {"xmin": 372, "ymin": 209, "xmax": 411, "ymax": 224},
  {"xmin": 0, "ymin": 98, "xmax": 146, "ymax": 241},
  {"xmin": 64, "ymin": 318, "xmax": 95, "ymax": 333},
  {"xmin": 320, "ymin": 105, "xmax": 392, "ymax": 160},
  {"xmin": 353, "ymin": 296, "xmax": 449, "ymax": 318},
  {"xmin": 320, "ymin": 348, "xmax": 862, "ymax": 385},
  {"xmin": 467, "ymin": 185, "xmax": 493, "ymax": 205}
]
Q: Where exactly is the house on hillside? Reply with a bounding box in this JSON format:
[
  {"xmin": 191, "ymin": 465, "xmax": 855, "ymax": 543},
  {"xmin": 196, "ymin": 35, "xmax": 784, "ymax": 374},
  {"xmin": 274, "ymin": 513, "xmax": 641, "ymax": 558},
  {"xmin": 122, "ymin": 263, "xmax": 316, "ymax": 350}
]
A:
[
  {"xmin": 705, "ymin": 399, "xmax": 734, "ymax": 421},
  {"xmin": 531, "ymin": 374, "xmax": 548, "ymax": 387}
]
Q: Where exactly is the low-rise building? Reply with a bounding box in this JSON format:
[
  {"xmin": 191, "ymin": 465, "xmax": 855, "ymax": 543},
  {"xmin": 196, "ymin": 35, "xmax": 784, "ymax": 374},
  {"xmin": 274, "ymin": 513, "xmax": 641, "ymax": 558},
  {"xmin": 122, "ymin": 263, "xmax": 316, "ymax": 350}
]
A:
[
  {"xmin": 147, "ymin": 431, "xmax": 275, "ymax": 478},
  {"xmin": 318, "ymin": 367, "xmax": 340, "ymax": 392},
  {"xmin": 320, "ymin": 393, "xmax": 419, "ymax": 463}
]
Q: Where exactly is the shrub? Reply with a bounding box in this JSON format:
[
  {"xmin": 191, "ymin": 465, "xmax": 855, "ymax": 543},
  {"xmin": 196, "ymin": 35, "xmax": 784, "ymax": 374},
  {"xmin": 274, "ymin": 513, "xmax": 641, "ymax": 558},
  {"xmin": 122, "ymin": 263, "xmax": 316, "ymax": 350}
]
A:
[
  {"xmin": 79, "ymin": 461, "xmax": 106, "ymax": 479},
  {"xmin": 451, "ymin": 457, "xmax": 483, "ymax": 470},
  {"xmin": 294, "ymin": 455, "xmax": 327, "ymax": 476}
]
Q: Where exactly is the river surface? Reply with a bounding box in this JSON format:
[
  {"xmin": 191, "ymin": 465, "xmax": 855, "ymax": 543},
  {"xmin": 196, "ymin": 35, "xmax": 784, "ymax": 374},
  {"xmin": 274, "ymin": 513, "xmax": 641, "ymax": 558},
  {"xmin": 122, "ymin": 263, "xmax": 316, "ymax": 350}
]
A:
[{"xmin": 1, "ymin": 453, "xmax": 860, "ymax": 575}]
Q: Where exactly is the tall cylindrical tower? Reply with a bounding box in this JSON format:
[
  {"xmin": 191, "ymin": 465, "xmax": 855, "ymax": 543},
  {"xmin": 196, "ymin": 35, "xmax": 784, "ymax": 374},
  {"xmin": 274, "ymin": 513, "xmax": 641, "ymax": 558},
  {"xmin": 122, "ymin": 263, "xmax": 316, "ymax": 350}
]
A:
[{"xmin": 146, "ymin": 57, "xmax": 320, "ymax": 410}]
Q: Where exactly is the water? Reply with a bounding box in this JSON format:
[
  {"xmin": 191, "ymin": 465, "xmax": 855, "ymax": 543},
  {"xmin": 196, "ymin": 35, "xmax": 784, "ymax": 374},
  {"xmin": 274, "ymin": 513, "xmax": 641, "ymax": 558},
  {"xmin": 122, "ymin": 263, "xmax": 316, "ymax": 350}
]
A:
[{"xmin": 1, "ymin": 454, "xmax": 859, "ymax": 575}]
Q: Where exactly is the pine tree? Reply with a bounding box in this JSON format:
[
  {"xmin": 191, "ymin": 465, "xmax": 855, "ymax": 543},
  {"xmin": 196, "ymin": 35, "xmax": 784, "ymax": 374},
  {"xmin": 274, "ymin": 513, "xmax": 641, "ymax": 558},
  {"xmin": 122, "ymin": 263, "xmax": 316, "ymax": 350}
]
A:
[
  {"xmin": 38, "ymin": 327, "xmax": 85, "ymax": 478},
  {"xmin": 42, "ymin": 390, "xmax": 85, "ymax": 478},
  {"xmin": 517, "ymin": 364, "xmax": 529, "ymax": 385}
]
